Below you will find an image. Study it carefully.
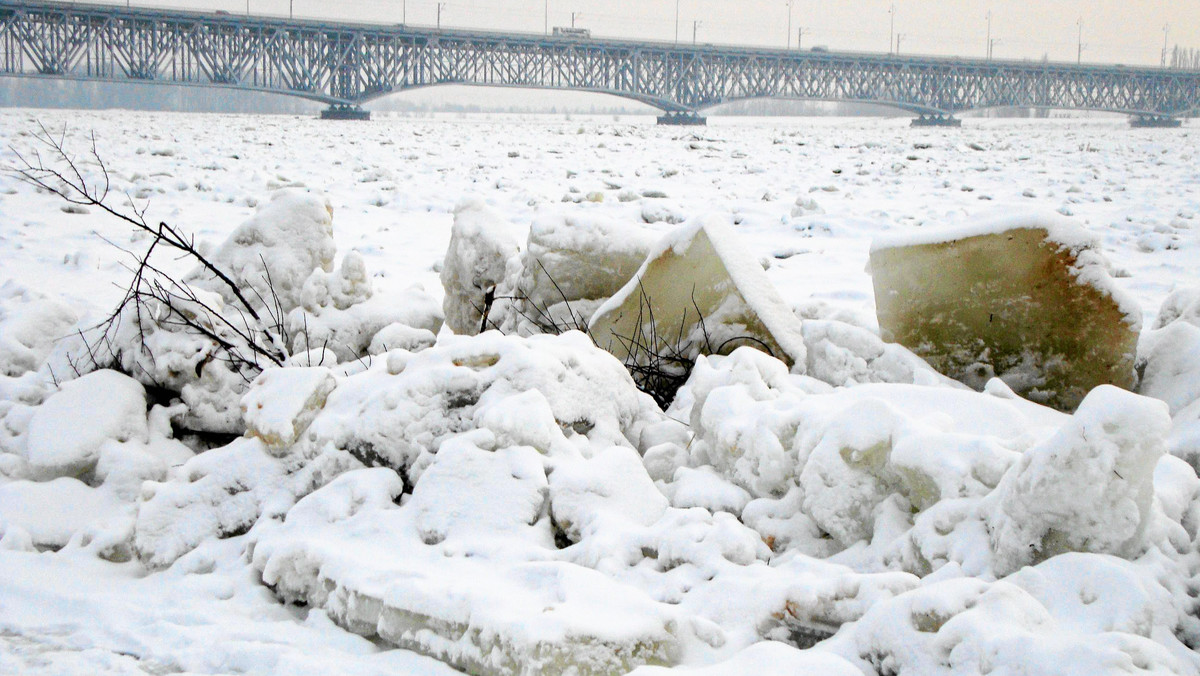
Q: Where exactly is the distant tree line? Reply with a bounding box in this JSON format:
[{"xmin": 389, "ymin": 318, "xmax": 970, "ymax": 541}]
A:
[{"xmin": 1169, "ymin": 47, "xmax": 1200, "ymax": 70}]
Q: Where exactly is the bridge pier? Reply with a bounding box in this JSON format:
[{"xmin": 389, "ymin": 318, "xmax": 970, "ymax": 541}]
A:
[
  {"xmin": 911, "ymin": 114, "xmax": 962, "ymax": 128},
  {"xmin": 1129, "ymin": 115, "xmax": 1182, "ymax": 128},
  {"xmin": 321, "ymin": 105, "xmax": 371, "ymax": 121},
  {"xmin": 657, "ymin": 111, "xmax": 707, "ymax": 126}
]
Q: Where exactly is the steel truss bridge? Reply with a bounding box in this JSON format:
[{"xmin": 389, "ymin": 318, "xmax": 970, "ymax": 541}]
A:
[{"xmin": 2, "ymin": 0, "xmax": 1198, "ymax": 126}]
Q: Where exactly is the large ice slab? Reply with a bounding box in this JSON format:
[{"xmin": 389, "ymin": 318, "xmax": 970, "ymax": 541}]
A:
[
  {"xmin": 251, "ymin": 460, "xmax": 682, "ymax": 676},
  {"xmin": 870, "ymin": 212, "xmax": 1140, "ymax": 411},
  {"xmin": 590, "ymin": 218, "xmax": 807, "ymax": 376},
  {"xmin": 511, "ymin": 213, "xmax": 656, "ymax": 333}
]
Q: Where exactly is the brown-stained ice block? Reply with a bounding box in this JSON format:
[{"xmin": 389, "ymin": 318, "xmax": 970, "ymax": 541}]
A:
[{"xmin": 870, "ymin": 213, "xmax": 1140, "ymax": 411}]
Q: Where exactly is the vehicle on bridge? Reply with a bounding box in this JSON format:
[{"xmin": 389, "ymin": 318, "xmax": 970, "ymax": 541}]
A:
[{"xmin": 552, "ymin": 26, "xmax": 591, "ymax": 38}]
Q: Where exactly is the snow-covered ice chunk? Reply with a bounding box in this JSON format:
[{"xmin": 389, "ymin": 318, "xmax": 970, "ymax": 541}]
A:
[
  {"xmin": 1169, "ymin": 399, "xmax": 1200, "ymax": 473},
  {"xmin": 1139, "ymin": 288, "xmax": 1200, "ymax": 416},
  {"xmin": 676, "ymin": 348, "xmax": 812, "ymax": 500},
  {"xmin": 368, "ymin": 323, "xmax": 437, "ymax": 354},
  {"xmin": 870, "ymin": 211, "xmax": 1140, "ymax": 411},
  {"xmin": 134, "ymin": 437, "xmax": 287, "ymax": 568},
  {"xmin": 1150, "ymin": 287, "xmax": 1200, "ymax": 330},
  {"xmin": 799, "ymin": 399, "xmax": 905, "ymax": 547},
  {"xmin": 984, "ymin": 386, "xmax": 1170, "ymax": 576},
  {"xmin": 1138, "ymin": 321, "xmax": 1200, "ymax": 415},
  {"xmin": 677, "ymin": 347, "xmax": 1070, "ymax": 556},
  {"xmin": 1153, "ymin": 454, "xmax": 1200, "ymax": 542},
  {"xmin": 1007, "ymin": 553, "xmax": 1182, "ymax": 638},
  {"xmin": 0, "ymin": 281, "xmax": 78, "ymax": 377},
  {"xmin": 23, "ymin": 370, "xmax": 148, "ymax": 481},
  {"xmin": 288, "ymin": 252, "xmax": 443, "ymax": 362},
  {"xmin": 408, "ymin": 438, "xmax": 552, "ymax": 553},
  {"xmin": 663, "ymin": 466, "xmax": 753, "ymax": 515},
  {"xmin": 519, "ymin": 212, "xmax": 656, "ymax": 311},
  {"xmin": 178, "ymin": 357, "xmax": 253, "ymax": 434},
  {"xmin": 242, "ymin": 367, "xmax": 337, "ymax": 453},
  {"xmin": 827, "ymin": 576, "xmax": 1195, "ymax": 676},
  {"xmin": 187, "ymin": 189, "xmax": 336, "ymax": 315},
  {"xmin": 800, "ymin": 318, "xmax": 950, "ymax": 388},
  {"xmin": 441, "ymin": 200, "xmax": 520, "ymax": 335},
  {"xmin": 590, "ymin": 218, "xmax": 808, "ymax": 376},
  {"xmin": 547, "ymin": 445, "xmax": 669, "ymax": 547},
  {"xmin": 302, "ymin": 331, "xmax": 659, "ymax": 480}
]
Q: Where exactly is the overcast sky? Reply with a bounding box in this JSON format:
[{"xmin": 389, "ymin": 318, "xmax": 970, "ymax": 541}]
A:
[{"xmin": 116, "ymin": 0, "xmax": 1197, "ymax": 67}]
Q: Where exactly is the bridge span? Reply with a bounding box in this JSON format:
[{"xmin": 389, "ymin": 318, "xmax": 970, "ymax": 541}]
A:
[{"xmin": 2, "ymin": 0, "xmax": 1198, "ymax": 126}]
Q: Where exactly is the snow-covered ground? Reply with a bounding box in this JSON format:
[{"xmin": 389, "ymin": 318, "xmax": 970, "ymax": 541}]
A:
[{"xmin": 1, "ymin": 109, "xmax": 1198, "ymax": 675}]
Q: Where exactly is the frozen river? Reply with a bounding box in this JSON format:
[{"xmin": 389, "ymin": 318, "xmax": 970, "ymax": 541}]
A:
[{"xmin": 1, "ymin": 110, "xmax": 1199, "ymax": 676}]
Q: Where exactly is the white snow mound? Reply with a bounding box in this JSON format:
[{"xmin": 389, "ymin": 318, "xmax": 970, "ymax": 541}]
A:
[
  {"xmin": 23, "ymin": 370, "xmax": 148, "ymax": 481},
  {"xmin": 984, "ymin": 385, "xmax": 1170, "ymax": 576}
]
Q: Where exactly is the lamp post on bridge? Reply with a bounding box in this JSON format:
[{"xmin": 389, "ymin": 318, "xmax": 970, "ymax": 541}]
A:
[
  {"xmin": 437, "ymin": 2, "xmax": 446, "ymax": 29},
  {"xmin": 1076, "ymin": 17, "xmax": 1083, "ymax": 64},
  {"xmin": 797, "ymin": 26, "xmax": 807, "ymax": 50},
  {"xmin": 674, "ymin": 0, "xmax": 680, "ymax": 44},
  {"xmin": 1162, "ymin": 24, "xmax": 1170, "ymax": 67},
  {"xmin": 986, "ymin": 11, "xmax": 991, "ymax": 59},
  {"xmin": 888, "ymin": 3, "xmax": 895, "ymax": 55},
  {"xmin": 693, "ymin": 20, "xmax": 701, "ymax": 45}
]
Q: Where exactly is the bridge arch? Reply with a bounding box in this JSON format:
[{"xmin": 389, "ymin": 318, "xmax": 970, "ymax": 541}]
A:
[
  {"xmin": 697, "ymin": 95, "xmax": 953, "ymax": 118},
  {"xmin": 359, "ymin": 82, "xmax": 681, "ymax": 113}
]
